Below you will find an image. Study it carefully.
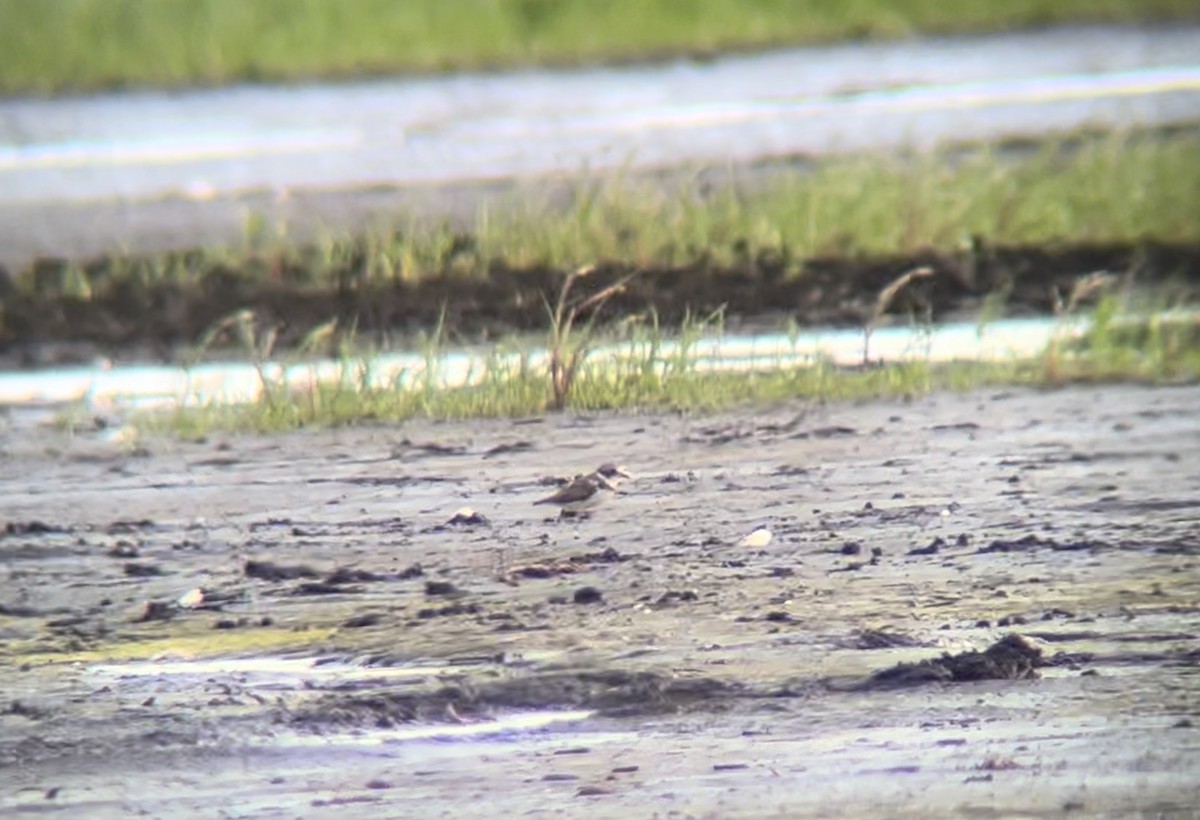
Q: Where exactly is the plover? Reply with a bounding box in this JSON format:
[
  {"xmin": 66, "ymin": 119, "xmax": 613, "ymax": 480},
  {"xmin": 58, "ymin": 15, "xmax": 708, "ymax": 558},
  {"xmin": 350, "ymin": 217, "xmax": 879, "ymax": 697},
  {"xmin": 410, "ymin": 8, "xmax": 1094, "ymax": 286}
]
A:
[{"xmin": 534, "ymin": 463, "xmax": 632, "ymax": 516}]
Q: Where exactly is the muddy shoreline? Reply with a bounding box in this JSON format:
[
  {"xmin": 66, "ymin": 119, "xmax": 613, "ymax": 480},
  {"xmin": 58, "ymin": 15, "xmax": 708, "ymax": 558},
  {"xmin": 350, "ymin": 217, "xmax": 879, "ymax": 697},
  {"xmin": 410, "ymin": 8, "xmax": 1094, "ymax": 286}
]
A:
[
  {"xmin": 2, "ymin": 384, "xmax": 1198, "ymax": 815},
  {"xmin": 4, "ymin": 238, "xmax": 1199, "ymax": 367}
]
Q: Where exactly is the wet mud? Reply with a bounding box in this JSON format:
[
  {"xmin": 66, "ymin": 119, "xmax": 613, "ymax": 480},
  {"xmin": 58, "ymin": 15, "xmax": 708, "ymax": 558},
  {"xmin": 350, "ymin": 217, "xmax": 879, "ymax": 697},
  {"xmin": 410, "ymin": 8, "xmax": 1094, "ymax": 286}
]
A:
[
  {"xmin": 2, "ymin": 384, "xmax": 1199, "ymax": 816},
  {"xmin": 4, "ymin": 238, "xmax": 1199, "ymax": 364}
]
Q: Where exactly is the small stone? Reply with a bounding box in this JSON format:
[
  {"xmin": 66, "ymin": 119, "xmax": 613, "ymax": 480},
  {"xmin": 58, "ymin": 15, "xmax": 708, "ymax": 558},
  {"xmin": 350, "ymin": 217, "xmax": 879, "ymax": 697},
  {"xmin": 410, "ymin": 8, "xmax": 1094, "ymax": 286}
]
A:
[
  {"xmin": 133, "ymin": 601, "xmax": 173, "ymax": 622},
  {"xmin": 424, "ymin": 580, "xmax": 459, "ymax": 596},
  {"xmin": 342, "ymin": 612, "xmax": 382, "ymax": 628},
  {"xmin": 397, "ymin": 564, "xmax": 424, "ymax": 580},
  {"xmin": 447, "ymin": 507, "xmax": 489, "ymax": 526},
  {"xmin": 573, "ymin": 587, "xmax": 603, "ymax": 605}
]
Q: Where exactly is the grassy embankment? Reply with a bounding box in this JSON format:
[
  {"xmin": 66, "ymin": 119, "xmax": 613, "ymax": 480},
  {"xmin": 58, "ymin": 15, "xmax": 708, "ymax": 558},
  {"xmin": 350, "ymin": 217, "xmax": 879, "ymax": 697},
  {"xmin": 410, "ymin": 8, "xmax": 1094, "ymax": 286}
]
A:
[
  {"xmin": 24, "ymin": 134, "xmax": 1200, "ymax": 294},
  {"xmin": 2, "ymin": 0, "xmax": 1198, "ymax": 94},
  {"xmin": 79, "ymin": 133, "xmax": 1194, "ymax": 437}
]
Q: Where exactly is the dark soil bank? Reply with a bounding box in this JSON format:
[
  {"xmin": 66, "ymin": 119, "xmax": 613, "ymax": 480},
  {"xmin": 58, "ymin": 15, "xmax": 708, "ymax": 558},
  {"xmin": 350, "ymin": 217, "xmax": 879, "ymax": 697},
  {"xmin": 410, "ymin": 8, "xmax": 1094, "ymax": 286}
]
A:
[
  {"xmin": 2, "ymin": 384, "xmax": 1198, "ymax": 816},
  {"xmin": 3, "ymin": 239, "xmax": 1197, "ymax": 363}
]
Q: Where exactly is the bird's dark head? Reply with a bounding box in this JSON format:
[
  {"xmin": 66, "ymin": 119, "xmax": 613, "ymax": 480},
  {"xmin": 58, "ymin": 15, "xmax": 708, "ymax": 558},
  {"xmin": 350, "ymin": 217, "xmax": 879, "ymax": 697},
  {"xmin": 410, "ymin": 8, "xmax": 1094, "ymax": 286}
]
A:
[{"xmin": 595, "ymin": 463, "xmax": 632, "ymax": 480}]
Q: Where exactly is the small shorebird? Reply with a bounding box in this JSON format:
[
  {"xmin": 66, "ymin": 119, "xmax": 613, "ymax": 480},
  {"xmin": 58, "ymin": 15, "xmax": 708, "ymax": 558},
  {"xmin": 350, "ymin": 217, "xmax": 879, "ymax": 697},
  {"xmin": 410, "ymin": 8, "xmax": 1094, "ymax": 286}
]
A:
[{"xmin": 534, "ymin": 463, "xmax": 632, "ymax": 516}]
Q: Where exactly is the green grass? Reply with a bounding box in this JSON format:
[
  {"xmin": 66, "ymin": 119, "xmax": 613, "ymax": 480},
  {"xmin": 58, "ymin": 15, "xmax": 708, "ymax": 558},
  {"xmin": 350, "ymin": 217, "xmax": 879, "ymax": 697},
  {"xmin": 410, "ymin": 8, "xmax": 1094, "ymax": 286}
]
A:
[
  {"xmin": 476, "ymin": 133, "xmax": 1200, "ymax": 273},
  {"xmin": 15, "ymin": 132, "xmax": 1200, "ymax": 298},
  {"xmin": 5, "ymin": 625, "xmax": 339, "ymax": 665},
  {"xmin": 129, "ymin": 295, "xmax": 1200, "ymax": 438},
  {"xmin": 139, "ymin": 360, "xmax": 1038, "ymax": 438},
  {"xmin": 2, "ymin": 0, "xmax": 1198, "ymax": 94}
]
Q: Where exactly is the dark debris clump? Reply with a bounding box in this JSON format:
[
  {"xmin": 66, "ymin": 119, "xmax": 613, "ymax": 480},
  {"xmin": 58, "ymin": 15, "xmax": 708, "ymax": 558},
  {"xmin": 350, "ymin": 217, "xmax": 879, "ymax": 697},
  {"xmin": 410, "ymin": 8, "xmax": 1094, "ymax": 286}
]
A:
[{"xmin": 847, "ymin": 634, "xmax": 1043, "ymax": 690}]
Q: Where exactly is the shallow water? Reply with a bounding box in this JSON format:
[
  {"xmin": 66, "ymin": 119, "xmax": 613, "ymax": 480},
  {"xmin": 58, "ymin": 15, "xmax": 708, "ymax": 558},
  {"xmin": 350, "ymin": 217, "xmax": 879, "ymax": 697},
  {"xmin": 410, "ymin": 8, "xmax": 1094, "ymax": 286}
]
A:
[
  {"xmin": 2, "ymin": 311, "xmax": 1191, "ymax": 425},
  {"xmin": 0, "ymin": 315, "xmax": 1093, "ymax": 411}
]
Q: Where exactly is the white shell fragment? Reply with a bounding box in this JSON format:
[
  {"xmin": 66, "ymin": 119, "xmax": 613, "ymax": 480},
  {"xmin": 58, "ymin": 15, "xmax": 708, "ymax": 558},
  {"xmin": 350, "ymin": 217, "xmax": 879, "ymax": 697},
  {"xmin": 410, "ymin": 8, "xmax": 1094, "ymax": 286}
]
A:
[
  {"xmin": 177, "ymin": 587, "xmax": 205, "ymax": 609},
  {"xmin": 737, "ymin": 528, "xmax": 774, "ymax": 548}
]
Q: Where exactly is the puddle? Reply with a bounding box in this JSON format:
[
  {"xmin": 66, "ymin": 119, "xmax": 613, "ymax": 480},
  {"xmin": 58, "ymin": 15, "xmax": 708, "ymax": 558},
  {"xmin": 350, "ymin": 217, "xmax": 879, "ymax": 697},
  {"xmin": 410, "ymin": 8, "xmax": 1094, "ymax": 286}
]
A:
[
  {"xmin": 299, "ymin": 711, "xmax": 601, "ymax": 745},
  {"xmin": 90, "ymin": 655, "xmax": 448, "ymax": 676},
  {"xmin": 83, "ymin": 654, "xmax": 598, "ymax": 744},
  {"xmin": 85, "ymin": 656, "xmax": 458, "ymax": 686}
]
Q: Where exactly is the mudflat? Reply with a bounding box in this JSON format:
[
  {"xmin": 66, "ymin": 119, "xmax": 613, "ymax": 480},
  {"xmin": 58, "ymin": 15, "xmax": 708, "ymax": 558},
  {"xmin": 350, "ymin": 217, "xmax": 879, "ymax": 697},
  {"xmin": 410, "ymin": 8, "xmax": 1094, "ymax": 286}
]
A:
[{"xmin": 2, "ymin": 383, "xmax": 1198, "ymax": 817}]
